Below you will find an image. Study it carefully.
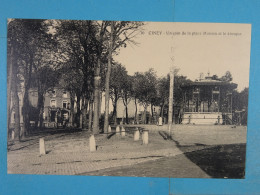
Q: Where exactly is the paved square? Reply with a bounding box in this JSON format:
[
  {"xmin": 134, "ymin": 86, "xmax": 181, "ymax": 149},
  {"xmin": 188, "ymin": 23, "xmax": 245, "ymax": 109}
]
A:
[{"xmin": 7, "ymin": 125, "xmax": 246, "ymax": 178}]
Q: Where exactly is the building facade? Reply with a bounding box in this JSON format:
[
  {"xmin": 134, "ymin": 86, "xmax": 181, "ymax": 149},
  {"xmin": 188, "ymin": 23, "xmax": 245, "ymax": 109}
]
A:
[{"xmin": 42, "ymin": 88, "xmax": 71, "ymax": 128}]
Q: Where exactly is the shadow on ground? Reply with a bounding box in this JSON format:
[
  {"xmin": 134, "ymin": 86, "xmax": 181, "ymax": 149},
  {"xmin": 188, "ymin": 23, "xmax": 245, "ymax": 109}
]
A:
[
  {"xmin": 161, "ymin": 131, "xmax": 246, "ymax": 178},
  {"xmin": 7, "ymin": 128, "xmax": 83, "ymax": 152},
  {"xmin": 183, "ymin": 143, "xmax": 246, "ymax": 178},
  {"xmin": 85, "ymin": 130, "xmax": 246, "ymax": 178}
]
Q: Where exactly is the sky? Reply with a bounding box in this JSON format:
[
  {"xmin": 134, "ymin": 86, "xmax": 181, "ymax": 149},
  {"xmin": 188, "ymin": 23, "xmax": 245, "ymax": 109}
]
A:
[{"xmin": 114, "ymin": 22, "xmax": 251, "ymax": 92}]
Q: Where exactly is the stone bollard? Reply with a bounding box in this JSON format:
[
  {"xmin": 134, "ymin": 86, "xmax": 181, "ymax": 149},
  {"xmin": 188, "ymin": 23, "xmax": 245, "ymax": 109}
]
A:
[
  {"xmin": 108, "ymin": 125, "xmax": 112, "ymax": 133},
  {"xmin": 134, "ymin": 128, "xmax": 140, "ymax": 141},
  {"xmin": 158, "ymin": 117, "xmax": 163, "ymax": 126},
  {"xmin": 188, "ymin": 115, "xmax": 191, "ymax": 124},
  {"xmin": 116, "ymin": 125, "xmax": 120, "ymax": 136},
  {"xmin": 142, "ymin": 131, "xmax": 149, "ymax": 145},
  {"xmin": 89, "ymin": 135, "xmax": 96, "ymax": 152},
  {"xmin": 121, "ymin": 126, "xmax": 126, "ymax": 137},
  {"xmin": 39, "ymin": 138, "xmax": 46, "ymax": 155}
]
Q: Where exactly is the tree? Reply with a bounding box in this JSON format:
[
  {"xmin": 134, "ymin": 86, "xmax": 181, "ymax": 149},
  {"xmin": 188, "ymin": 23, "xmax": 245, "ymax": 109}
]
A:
[
  {"xmin": 32, "ymin": 66, "xmax": 60, "ymax": 129},
  {"xmin": 174, "ymin": 75, "xmax": 192, "ymax": 106},
  {"xmin": 109, "ymin": 63, "xmax": 127, "ymax": 124},
  {"xmin": 7, "ymin": 42, "xmax": 21, "ymax": 140},
  {"xmin": 157, "ymin": 75, "xmax": 170, "ymax": 117},
  {"xmin": 233, "ymin": 87, "xmax": 248, "ymax": 111},
  {"xmin": 168, "ymin": 67, "xmax": 174, "ymax": 132},
  {"xmin": 103, "ymin": 21, "xmax": 144, "ymax": 132},
  {"xmin": 8, "ymin": 19, "xmax": 54, "ymax": 138},
  {"xmin": 132, "ymin": 69, "xmax": 157, "ymax": 124},
  {"xmin": 91, "ymin": 21, "xmax": 109, "ymax": 133},
  {"xmin": 232, "ymin": 87, "xmax": 248, "ymax": 125},
  {"xmin": 220, "ymin": 71, "xmax": 233, "ymax": 82},
  {"xmin": 55, "ymin": 20, "xmax": 99, "ymax": 129},
  {"xmin": 156, "ymin": 72, "xmax": 192, "ymax": 124},
  {"xmin": 120, "ymin": 75, "xmax": 133, "ymax": 124}
]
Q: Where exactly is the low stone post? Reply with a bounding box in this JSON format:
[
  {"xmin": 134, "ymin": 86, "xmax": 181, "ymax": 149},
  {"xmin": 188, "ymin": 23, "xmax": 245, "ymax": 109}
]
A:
[
  {"xmin": 158, "ymin": 117, "xmax": 163, "ymax": 126},
  {"xmin": 142, "ymin": 131, "xmax": 149, "ymax": 145},
  {"xmin": 108, "ymin": 125, "xmax": 112, "ymax": 133},
  {"xmin": 134, "ymin": 128, "xmax": 140, "ymax": 141},
  {"xmin": 116, "ymin": 125, "xmax": 120, "ymax": 136},
  {"xmin": 188, "ymin": 115, "xmax": 191, "ymax": 124},
  {"xmin": 121, "ymin": 126, "xmax": 126, "ymax": 137},
  {"xmin": 89, "ymin": 134, "xmax": 96, "ymax": 152},
  {"xmin": 39, "ymin": 138, "xmax": 46, "ymax": 155}
]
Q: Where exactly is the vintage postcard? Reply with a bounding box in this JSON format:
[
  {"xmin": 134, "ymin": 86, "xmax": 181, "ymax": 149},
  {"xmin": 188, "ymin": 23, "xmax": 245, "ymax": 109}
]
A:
[{"xmin": 7, "ymin": 19, "xmax": 251, "ymax": 178}]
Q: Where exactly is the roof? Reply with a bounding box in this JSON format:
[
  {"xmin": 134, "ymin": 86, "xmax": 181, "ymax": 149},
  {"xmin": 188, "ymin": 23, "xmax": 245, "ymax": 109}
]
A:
[{"xmin": 181, "ymin": 76, "xmax": 238, "ymax": 89}]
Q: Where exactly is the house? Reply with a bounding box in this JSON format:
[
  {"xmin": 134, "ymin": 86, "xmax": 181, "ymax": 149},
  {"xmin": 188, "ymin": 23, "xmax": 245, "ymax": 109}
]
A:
[
  {"xmin": 10, "ymin": 87, "xmax": 72, "ymax": 129},
  {"xmin": 42, "ymin": 88, "xmax": 71, "ymax": 128}
]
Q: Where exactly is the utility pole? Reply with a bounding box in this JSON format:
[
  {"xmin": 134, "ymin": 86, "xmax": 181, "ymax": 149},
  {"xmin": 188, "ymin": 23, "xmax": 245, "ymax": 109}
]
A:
[{"xmin": 168, "ymin": 65, "xmax": 174, "ymax": 135}]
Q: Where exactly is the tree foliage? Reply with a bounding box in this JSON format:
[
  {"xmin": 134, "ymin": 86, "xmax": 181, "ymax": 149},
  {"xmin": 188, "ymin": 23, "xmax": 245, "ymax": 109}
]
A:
[
  {"xmin": 132, "ymin": 69, "xmax": 157, "ymax": 123},
  {"xmin": 8, "ymin": 19, "xmax": 58, "ymax": 137}
]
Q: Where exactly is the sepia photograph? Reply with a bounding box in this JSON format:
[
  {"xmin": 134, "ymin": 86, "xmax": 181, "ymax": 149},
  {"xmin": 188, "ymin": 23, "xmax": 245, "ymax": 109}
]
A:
[{"xmin": 7, "ymin": 19, "xmax": 251, "ymax": 178}]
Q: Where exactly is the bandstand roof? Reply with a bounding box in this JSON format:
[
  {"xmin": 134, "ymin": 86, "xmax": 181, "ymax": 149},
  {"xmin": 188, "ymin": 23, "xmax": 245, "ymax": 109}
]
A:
[{"xmin": 181, "ymin": 77, "xmax": 238, "ymax": 89}]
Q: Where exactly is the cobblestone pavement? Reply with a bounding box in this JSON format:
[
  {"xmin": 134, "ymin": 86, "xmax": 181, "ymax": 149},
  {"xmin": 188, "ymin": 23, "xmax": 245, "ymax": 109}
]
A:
[
  {"xmin": 7, "ymin": 125, "xmax": 247, "ymax": 176},
  {"xmin": 86, "ymin": 143, "xmax": 246, "ymax": 178}
]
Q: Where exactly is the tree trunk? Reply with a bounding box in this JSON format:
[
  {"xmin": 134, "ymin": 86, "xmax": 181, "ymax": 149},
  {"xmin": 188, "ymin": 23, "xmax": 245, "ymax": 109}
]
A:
[
  {"xmin": 37, "ymin": 93, "xmax": 44, "ymax": 129},
  {"xmin": 12, "ymin": 75, "xmax": 21, "ymax": 141},
  {"xmin": 168, "ymin": 67, "xmax": 174, "ymax": 134},
  {"xmin": 112, "ymin": 99, "xmax": 117, "ymax": 125},
  {"xmin": 104, "ymin": 22, "xmax": 114, "ymax": 133},
  {"xmin": 161, "ymin": 102, "xmax": 165, "ymax": 117},
  {"xmin": 39, "ymin": 104, "xmax": 44, "ymax": 129},
  {"xmin": 125, "ymin": 104, "xmax": 128, "ymax": 124},
  {"xmin": 142, "ymin": 104, "xmax": 147, "ymax": 124},
  {"xmin": 88, "ymin": 99, "xmax": 93, "ymax": 131},
  {"xmin": 11, "ymin": 59, "xmax": 21, "ymax": 141},
  {"xmin": 70, "ymin": 96, "xmax": 75, "ymax": 127},
  {"xmin": 81, "ymin": 98, "xmax": 88, "ymax": 129},
  {"xmin": 76, "ymin": 93, "xmax": 81, "ymax": 128},
  {"xmin": 124, "ymin": 94, "xmax": 129, "ymax": 124},
  {"xmin": 22, "ymin": 55, "xmax": 33, "ymax": 137},
  {"xmin": 7, "ymin": 46, "xmax": 14, "ymax": 135},
  {"xmin": 22, "ymin": 88, "xmax": 30, "ymax": 137},
  {"xmin": 149, "ymin": 104, "xmax": 153, "ymax": 124},
  {"xmin": 160, "ymin": 103, "xmax": 163, "ymax": 117},
  {"xmin": 134, "ymin": 97, "xmax": 138, "ymax": 124},
  {"xmin": 98, "ymin": 91, "xmax": 102, "ymax": 119},
  {"xmin": 93, "ymin": 74, "xmax": 101, "ymax": 134}
]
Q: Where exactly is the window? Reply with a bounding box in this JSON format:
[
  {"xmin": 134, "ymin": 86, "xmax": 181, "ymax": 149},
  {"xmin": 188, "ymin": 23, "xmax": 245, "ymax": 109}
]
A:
[
  {"xmin": 52, "ymin": 90, "xmax": 56, "ymax": 97},
  {"xmin": 63, "ymin": 91, "xmax": 68, "ymax": 98},
  {"xmin": 63, "ymin": 100, "xmax": 68, "ymax": 109},
  {"xmin": 50, "ymin": 99, "xmax": 56, "ymax": 107}
]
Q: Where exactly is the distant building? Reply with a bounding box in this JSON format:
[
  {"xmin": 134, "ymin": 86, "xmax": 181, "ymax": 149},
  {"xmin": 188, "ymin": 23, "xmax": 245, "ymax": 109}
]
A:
[
  {"xmin": 42, "ymin": 88, "xmax": 71, "ymax": 128},
  {"xmin": 10, "ymin": 87, "xmax": 72, "ymax": 129}
]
